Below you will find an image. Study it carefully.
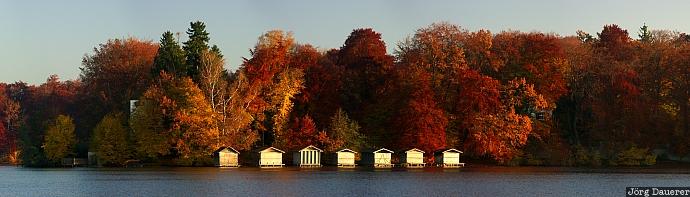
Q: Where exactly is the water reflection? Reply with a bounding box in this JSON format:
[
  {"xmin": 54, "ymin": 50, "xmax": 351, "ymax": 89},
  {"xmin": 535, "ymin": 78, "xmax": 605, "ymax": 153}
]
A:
[{"xmin": 2, "ymin": 166, "xmax": 690, "ymax": 196}]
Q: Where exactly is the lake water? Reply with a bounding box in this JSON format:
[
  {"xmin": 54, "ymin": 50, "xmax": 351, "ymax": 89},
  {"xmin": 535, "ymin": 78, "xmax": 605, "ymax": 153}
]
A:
[{"xmin": 1, "ymin": 166, "xmax": 690, "ymax": 197}]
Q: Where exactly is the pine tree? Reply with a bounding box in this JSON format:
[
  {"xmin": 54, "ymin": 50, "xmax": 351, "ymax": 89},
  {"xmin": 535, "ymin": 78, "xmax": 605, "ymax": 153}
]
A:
[
  {"xmin": 327, "ymin": 108, "xmax": 365, "ymax": 151},
  {"xmin": 211, "ymin": 45, "xmax": 223, "ymax": 58},
  {"xmin": 183, "ymin": 21, "xmax": 210, "ymax": 81},
  {"xmin": 152, "ymin": 31, "xmax": 187, "ymax": 77},
  {"xmin": 638, "ymin": 23, "xmax": 652, "ymax": 42}
]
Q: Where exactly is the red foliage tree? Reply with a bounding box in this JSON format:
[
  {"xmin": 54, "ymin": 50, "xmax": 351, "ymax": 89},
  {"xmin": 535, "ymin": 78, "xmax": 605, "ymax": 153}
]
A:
[
  {"xmin": 395, "ymin": 75, "xmax": 448, "ymax": 155},
  {"xmin": 464, "ymin": 110, "xmax": 532, "ymax": 164},
  {"xmin": 596, "ymin": 24, "xmax": 633, "ymax": 61},
  {"xmin": 587, "ymin": 24, "xmax": 644, "ymax": 149},
  {"xmin": 81, "ymin": 38, "xmax": 159, "ymax": 112},
  {"xmin": 284, "ymin": 115, "xmax": 330, "ymax": 151},
  {"xmin": 339, "ymin": 28, "xmax": 390, "ymax": 67},
  {"xmin": 493, "ymin": 32, "xmax": 568, "ymax": 105},
  {"xmin": 0, "ymin": 121, "xmax": 7, "ymax": 154},
  {"xmin": 337, "ymin": 28, "xmax": 395, "ymax": 146},
  {"xmin": 298, "ymin": 49, "xmax": 344, "ymax": 127}
]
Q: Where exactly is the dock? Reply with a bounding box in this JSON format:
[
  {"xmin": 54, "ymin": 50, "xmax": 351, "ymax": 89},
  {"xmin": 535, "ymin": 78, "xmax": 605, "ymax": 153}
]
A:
[
  {"xmin": 299, "ymin": 164, "xmax": 321, "ymax": 168},
  {"xmin": 372, "ymin": 163, "xmax": 395, "ymax": 168},
  {"xmin": 401, "ymin": 163, "xmax": 426, "ymax": 168},
  {"xmin": 259, "ymin": 163, "xmax": 285, "ymax": 168},
  {"xmin": 337, "ymin": 163, "xmax": 356, "ymax": 168},
  {"xmin": 61, "ymin": 158, "xmax": 87, "ymax": 167},
  {"xmin": 439, "ymin": 163, "xmax": 465, "ymax": 168}
]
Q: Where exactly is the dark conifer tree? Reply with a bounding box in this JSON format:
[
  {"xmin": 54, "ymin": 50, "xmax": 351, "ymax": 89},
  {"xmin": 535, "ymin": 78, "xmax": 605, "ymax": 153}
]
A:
[
  {"xmin": 152, "ymin": 31, "xmax": 187, "ymax": 77},
  {"xmin": 183, "ymin": 21, "xmax": 210, "ymax": 81}
]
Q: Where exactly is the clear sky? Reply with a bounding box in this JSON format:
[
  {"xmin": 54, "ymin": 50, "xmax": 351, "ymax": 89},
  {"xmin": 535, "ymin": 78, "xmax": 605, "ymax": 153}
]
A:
[{"xmin": 2, "ymin": 0, "xmax": 690, "ymax": 84}]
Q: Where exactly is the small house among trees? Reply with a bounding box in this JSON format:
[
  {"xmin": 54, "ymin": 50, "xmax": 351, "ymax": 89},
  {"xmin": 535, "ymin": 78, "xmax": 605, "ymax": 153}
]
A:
[
  {"xmin": 434, "ymin": 148, "xmax": 464, "ymax": 168},
  {"xmin": 400, "ymin": 148, "xmax": 425, "ymax": 168},
  {"xmin": 293, "ymin": 145, "xmax": 323, "ymax": 167},
  {"xmin": 255, "ymin": 147, "xmax": 285, "ymax": 168},
  {"xmin": 214, "ymin": 147, "xmax": 240, "ymax": 167},
  {"xmin": 129, "ymin": 100, "xmax": 138, "ymax": 114},
  {"xmin": 327, "ymin": 148, "xmax": 357, "ymax": 167},
  {"xmin": 361, "ymin": 148, "xmax": 394, "ymax": 168}
]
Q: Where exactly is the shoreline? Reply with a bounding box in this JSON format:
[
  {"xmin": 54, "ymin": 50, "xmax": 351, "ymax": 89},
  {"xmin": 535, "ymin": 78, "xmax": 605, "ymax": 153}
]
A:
[{"xmin": 4, "ymin": 162, "xmax": 690, "ymax": 173}]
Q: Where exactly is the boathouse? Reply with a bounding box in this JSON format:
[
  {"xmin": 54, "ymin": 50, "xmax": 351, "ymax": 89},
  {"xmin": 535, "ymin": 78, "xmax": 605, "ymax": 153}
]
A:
[
  {"xmin": 331, "ymin": 148, "xmax": 357, "ymax": 167},
  {"xmin": 256, "ymin": 147, "xmax": 285, "ymax": 168},
  {"xmin": 434, "ymin": 148, "xmax": 464, "ymax": 168},
  {"xmin": 214, "ymin": 147, "xmax": 240, "ymax": 167},
  {"xmin": 361, "ymin": 148, "xmax": 394, "ymax": 168},
  {"xmin": 400, "ymin": 148, "xmax": 425, "ymax": 168},
  {"xmin": 293, "ymin": 145, "xmax": 323, "ymax": 167}
]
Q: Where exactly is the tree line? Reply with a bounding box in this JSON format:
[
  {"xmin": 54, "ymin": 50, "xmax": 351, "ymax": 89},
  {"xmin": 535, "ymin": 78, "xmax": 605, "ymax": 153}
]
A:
[{"xmin": 0, "ymin": 21, "xmax": 687, "ymax": 167}]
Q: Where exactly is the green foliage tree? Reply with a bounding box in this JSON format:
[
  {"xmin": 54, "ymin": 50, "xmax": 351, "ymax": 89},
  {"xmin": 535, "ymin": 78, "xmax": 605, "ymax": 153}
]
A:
[
  {"xmin": 153, "ymin": 31, "xmax": 187, "ymax": 77},
  {"xmin": 638, "ymin": 24, "xmax": 652, "ymax": 42},
  {"xmin": 43, "ymin": 115, "xmax": 76, "ymax": 162},
  {"xmin": 91, "ymin": 112, "xmax": 129, "ymax": 166},
  {"xmin": 327, "ymin": 108, "xmax": 365, "ymax": 151},
  {"xmin": 183, "ymin": 21, "xmax": 211, "ymax": 80},
  {"xmin": 612, "ymin": 146, "xmax": 656, "ymax": 166}
]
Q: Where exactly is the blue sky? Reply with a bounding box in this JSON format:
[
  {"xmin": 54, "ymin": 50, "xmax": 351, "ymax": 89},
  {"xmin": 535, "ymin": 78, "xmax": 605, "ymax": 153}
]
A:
[{"xmin": 1, "ymin": 0, "xmax": 690, "ymax": 84}]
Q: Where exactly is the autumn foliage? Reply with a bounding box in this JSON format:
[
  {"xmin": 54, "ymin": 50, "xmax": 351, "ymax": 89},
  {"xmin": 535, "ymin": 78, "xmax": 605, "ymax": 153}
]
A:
[{"xmin": 2, "ymin": 21, "xmax": 689, "ymax": 166}]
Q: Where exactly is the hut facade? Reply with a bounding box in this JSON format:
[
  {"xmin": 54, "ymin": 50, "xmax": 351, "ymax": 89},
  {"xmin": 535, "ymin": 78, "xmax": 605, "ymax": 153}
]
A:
[
  {"xmin": 214, "ymin": 147, "xmax": 240, "ymax": 167},
  {"xmin": 400, "ymin": 148, "xmax": 425, "ymax": 168},
  {"xmin": 293, "ymin": 145, "xmax": 323, "ymax": 167},
  {"xmin": 332, "ymin": 149, "xmax": 357, "ymax": 167},
  {"xmin": 434, "ymin": 148, "xmax": 464, "ymax": 168},
  {"xmin": 257, "ymin": 147, "xmax": 285, "ymax": 168},
  {"xmin": 361, "ymin": 148, "xmax": 394, "ymax": 168}
]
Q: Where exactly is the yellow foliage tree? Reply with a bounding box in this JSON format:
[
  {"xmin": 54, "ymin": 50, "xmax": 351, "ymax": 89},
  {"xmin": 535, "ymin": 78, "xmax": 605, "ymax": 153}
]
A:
[
  {"xmin": 43, "ymin": 115, "xmax": 76, "ymax": 162},
  {"xmin": 91, "ymin": 112, "xmax": 129, "ymax": 166},
  {"xmin": 270, "ymin": 68, "xmax": 304, "ymax": 146},
  {"xmin": 130, "ymin": 85, "xmax": 171, "ymax": 159}
]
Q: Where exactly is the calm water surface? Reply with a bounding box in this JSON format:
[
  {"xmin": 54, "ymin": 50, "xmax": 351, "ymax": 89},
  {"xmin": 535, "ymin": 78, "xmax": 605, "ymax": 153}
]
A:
[{"xmin": 1, "ymin": 166, "xmax": 690, "ymax": 196}]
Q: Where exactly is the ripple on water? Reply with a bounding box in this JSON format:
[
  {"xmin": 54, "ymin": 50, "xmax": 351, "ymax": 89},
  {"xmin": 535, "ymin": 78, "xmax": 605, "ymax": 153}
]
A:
[{"xmin": 1, "ymin": 166, "xmax": 690, "ymax": 197}]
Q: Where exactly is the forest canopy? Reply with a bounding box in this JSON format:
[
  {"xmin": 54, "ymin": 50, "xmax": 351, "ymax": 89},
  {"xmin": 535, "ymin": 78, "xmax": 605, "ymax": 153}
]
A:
[{"xmin": 0, "ymin": 22, "xmax": 687, "ymax": 167}]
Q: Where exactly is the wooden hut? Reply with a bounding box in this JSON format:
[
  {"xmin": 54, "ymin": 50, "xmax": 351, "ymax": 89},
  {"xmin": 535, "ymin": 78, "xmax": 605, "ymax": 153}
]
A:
[
  {"xmin": 214, "ymin": 147, "xmax": 240, "ymax": 167},
  {"xmin": 400, "ymin": 148, "xmax": 425, "ymax": 168},
  {"xmin": 361, "ymin": 148, "xmax": 394, "ymax": 168},
  {"xmin": 256, "ymin": 147, "xmax": 285, "ymax": 168},
  {"xmin": 434, "ymin": 148, "xmax": 464, "ymax": 168},
  {"xmin": 330, "ymin": 149, "xmax": 357, "ymax": 167},
  {"xmin": 87, "ymin": 151, "xmax": 97, "ymax": 167},
  {"xmin": 293, "ymin": 145, "xmax": 323, "ymax": 167}
]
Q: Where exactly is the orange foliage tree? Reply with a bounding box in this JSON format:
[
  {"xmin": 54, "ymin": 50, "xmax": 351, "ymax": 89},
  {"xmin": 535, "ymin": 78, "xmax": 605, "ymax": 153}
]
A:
[{"xmin": 131, "ymin": 73, "xmax": 219, "ymax": 164}]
